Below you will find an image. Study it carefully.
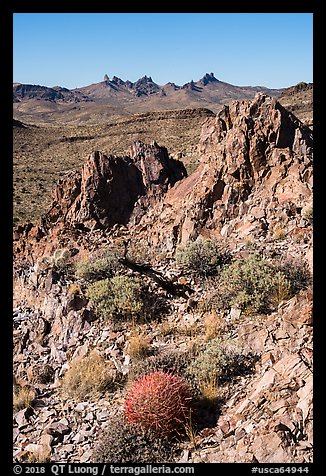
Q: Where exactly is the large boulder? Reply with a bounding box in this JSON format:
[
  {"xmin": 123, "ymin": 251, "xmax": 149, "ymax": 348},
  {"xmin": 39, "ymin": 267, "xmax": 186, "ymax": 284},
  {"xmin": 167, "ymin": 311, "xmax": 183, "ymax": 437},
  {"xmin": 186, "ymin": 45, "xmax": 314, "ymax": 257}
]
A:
[{"xmin": 43, "ymin": 141, "xmax": 187, "ymax": 230}]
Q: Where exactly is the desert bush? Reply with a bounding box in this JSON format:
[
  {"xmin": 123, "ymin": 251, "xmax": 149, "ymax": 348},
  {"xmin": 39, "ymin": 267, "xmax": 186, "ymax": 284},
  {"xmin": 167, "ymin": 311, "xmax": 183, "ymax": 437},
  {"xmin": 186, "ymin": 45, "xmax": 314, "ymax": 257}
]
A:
[
  {"xmin": 93, "ymin": 414, "xmax": 178, "ymax": 463},
  {"xmin": 124, "ymin": 371, "xmax": 193, "ymax": 438},
  {"xmin": 185, "ymin": 338, "xmax": 258, "ymax": 394},
  {"xmin": 175, "ymin": 239, "xmax": 231, "ymax": 277},
  {"xmin": 302, "ymin": 205, "xmax": 313, "ymax": 224},
  {"xmin": 61, "ymin": 351, "xmax": 118, "ymax": 399},
  {"xmin": 217, "ymin": 253, "xmax": 292, "ymax": 313},
  {"xmin": 275, "ymin": 257, "xmax": 312, "ymax": 295},
  {"xmin": 75, "ymin": 252, "xmax": 120, "ymax": 282},
  {"xmin": 86, "ymin": 275, "xmax": 146, "ymax": 320}
]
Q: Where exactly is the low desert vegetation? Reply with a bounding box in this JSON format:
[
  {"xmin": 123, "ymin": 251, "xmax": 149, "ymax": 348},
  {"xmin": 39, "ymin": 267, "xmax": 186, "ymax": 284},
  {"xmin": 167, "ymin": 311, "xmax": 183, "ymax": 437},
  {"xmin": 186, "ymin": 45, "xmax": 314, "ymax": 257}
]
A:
[
  {"xmin": 185, "ymin": 338, "xmax": 257, "ymax": 397},
  {"xmin": 302, "ymin": 205, "xmax": 313, "ymax": 224},
  {"xmin": 203, "ymin": 310, "xmax": 227, "ymax": 341},
  {"xmin": 92, "ymin": 414, "xmax": 178, "ymax": 463},
  {"xmin": 75, "ymin": 250, "xmax": 120, "ymax": 282},
  {"xmin": 203, "ymin": 253, "xmax": 293, "ymax": 314},
  {"xmin": 26, "ymin": 447, "xmax": 51, "ymax": 464},
  {"xmin": 61, "ymin": 351, "xmax": 118, "ymax": 400},
  {"xmin": 13, "ymin": 381, "xmax": 36, "ymax": 412},
  {"xmin": 128, "ymin": 350, "xmax": 193, "ymax": 386},
  {"xmin": 85, "ymin": 275, "xmax": 146, "ymax": 321},
  {"xmin": 128, "ymin": 332, "xmax": 152, "ymax": 359},
  {"xmin": 175, "ymin": 238, "xmax": 231, "ymax": 277}
]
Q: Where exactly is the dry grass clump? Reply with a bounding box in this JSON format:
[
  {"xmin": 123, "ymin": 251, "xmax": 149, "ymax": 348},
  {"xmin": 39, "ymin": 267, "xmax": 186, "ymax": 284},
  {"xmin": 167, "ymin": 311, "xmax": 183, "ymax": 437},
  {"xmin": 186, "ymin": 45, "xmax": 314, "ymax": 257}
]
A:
[
  {"xmin": 128, "ymin": 332, "xmax": 151, "ymax": 359},
  {"xmin": 128, "ymin": 349, "xmax": 193, "ymax": 386},
  {"xmin": 26, "ymin": 447, "xmax": 51, "ymax": 463},
  {"xmin": 13, "ymin": 380, "xmax": 36, "ymax": 412},
  {"xmin": 61, "ymin": 351, "xmax": 118, "ymax": 400},
  {"xmin": 203, "ymin": 310, "xmax": 226, "ymax": 341}
]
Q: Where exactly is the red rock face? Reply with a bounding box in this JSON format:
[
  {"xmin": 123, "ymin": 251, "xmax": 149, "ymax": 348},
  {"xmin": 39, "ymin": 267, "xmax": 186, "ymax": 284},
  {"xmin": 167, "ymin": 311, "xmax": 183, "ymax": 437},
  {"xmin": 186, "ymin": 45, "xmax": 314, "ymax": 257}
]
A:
[
  {"xmin": 43, "ymin": 142, "xmax": 187, "ymax": 230},
  {"xmin": 13, "ymin": 93, "xmax": 313, "ymax": 259},
  {"xmin": 134, "ymin": 93, "xmax": 313, "ymax": 248}
]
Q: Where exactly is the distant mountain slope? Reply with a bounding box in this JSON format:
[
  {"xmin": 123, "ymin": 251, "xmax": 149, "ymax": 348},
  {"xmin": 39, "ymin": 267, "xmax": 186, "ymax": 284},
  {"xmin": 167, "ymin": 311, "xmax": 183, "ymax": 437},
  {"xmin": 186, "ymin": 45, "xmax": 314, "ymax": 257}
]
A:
[
  {"xmin": 278, "ymin": 82, "xmax": 313, "ymax": 128},
  {"xmin": 75, "ymin": 71, "xmax": 283, "ymax": 106},
  {"xmin": 13, "ymin": 83, "xmax": 90, "ymax": 104},
  {"xmin": 13, "ymin": 73, "xmax": 283, "ymax": 125}
]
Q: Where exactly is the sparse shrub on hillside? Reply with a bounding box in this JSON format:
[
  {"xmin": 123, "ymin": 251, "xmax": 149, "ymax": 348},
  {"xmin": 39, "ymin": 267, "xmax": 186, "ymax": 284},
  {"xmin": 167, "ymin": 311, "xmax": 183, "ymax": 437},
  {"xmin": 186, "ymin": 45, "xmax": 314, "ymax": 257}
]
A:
[
  {"xmin": 93, "ymin": 415, "xmax": 178, "ymax": 463},
  {"xmin": 75, "ymin": 251, "xmax": 120, "ymax": 282},
  {"xmin": 43, "ymin": 248, "xmax": 75, "ymax": 278},
  {"xmin": 185, "ymin": 338, "xmax": 258, "ymax": 397},
  {"xmin": 272, "ymin": 225, "xmax": 287, "ymax": 241},
  {"xmin": 51, "ymin": 248, "xmax": 71, "ymax": 267},
  {"xmin": 124, "ymin": 371, "xmax": 193, "ymax": 438},
  {"xmin": 185, "ymin": 338, "xmax": 228, "ymax": 393},
  {"xmin": 175, "ymin": 239, "xmax": 231, "ymax": 277},
  {"xmin": 61, "ymin": 351, "xmax": 118, "ymax": 399},
  {"xmin": 216, "ymin": 253, "xmax": 292, "ymax": 313},
  {"xmin": 275, "ymin": 257, "xmax": 312, "ymax": 295},
  {"xmin": 128, "ymin": 332, "xmax": 152, "ymax": 359},
  {"xmin": 86, "ymin": 275, "xmax": 145, "ymax": 320},
  {"xmin": 203, "ymin": 310, "xmax": 227, "ymax": 341}
]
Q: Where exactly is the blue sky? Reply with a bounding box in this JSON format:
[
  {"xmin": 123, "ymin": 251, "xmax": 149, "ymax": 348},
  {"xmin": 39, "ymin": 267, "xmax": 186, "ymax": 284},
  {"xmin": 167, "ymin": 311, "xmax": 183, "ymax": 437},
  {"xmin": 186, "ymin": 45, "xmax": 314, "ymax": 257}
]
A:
[{"xmin": 13, "ymin": 13, "xmax": 313, "ymax": 90}]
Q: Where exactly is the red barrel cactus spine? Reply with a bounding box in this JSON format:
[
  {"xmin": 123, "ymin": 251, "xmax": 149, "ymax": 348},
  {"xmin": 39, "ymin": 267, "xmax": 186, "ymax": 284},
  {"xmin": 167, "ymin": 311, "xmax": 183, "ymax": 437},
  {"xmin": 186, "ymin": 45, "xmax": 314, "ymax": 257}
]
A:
[{"xmin": 124, "ymin": 371, "xmax": 193, "ymax": 437}]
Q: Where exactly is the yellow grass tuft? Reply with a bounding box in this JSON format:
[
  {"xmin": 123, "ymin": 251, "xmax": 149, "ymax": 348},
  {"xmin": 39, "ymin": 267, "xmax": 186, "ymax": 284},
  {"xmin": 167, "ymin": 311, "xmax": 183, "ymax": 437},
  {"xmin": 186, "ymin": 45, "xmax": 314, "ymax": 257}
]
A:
[{"xmin": 61, "ymin": 350, "xmax": 117, "ymax": 399}]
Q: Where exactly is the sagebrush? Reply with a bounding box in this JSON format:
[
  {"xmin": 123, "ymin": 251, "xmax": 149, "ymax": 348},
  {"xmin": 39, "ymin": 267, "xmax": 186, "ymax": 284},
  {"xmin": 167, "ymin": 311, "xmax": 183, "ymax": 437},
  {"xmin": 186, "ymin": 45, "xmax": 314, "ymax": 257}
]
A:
[
  {"xmin": 86, "ymin": 275, "xmax": 146, "ymax": 320},
  {"xmin": 175, "ymin": 239, "xmax": 231, "ymax": 277}
]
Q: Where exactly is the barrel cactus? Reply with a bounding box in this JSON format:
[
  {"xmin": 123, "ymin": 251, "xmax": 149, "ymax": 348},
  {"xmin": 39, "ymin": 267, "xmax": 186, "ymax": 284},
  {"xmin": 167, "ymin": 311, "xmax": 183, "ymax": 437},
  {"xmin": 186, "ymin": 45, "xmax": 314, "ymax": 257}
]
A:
[{"xmin": 124, "ymin": 371, "xmax": 193, "ymax": 437}]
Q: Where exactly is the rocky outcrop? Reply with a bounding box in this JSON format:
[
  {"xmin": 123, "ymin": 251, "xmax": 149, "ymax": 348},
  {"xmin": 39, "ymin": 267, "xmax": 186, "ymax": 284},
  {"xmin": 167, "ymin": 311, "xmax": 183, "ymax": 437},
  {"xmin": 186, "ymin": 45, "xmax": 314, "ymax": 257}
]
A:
[
  {"xmin": 13, "ymin": 246, "xmax": 313, "ymax": 463},
  {"xmin": 199, "ymin": 72, "xmax": 220, "ymax": 86},
  {"xmin": 132, "ymin": 93, "xmax": 312, "ymax": 251},
  {"xmin": 43, "ymin": 141, "xmax": 187, "ymax": 230}
]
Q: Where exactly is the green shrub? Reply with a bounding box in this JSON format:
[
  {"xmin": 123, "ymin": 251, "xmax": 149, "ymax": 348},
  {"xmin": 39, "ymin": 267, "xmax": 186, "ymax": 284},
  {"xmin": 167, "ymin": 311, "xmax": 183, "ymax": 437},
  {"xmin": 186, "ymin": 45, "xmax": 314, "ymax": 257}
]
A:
[
  {"xmin": 75, "ymin": 253, "xmax": 119, "ymax": 281},
  {"xmin": 175, "ymin": 239, "xmax": 231, "ymax": 277},
  {"xmin": 186, "ymin": 338, "xmax": 228, "ymax": 390},
  {"xmin": 185, "ymin": 338, "xmax": 257, "ymax": 392},
  {"xmin": 217, "ymin": 253, "xmax": 292, "ymax": 313},
  {"xmin": 86, "ymin": 275, "xmax": 145, "ymax": 320}
]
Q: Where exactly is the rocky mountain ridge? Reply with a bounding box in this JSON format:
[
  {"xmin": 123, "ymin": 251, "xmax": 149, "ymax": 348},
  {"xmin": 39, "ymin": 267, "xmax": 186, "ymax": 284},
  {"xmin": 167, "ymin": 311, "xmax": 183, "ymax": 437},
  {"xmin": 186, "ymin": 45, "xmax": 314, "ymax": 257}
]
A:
[
  {"xmin": 13, "ymin": 92, "xmax": 313, "ymax": 464},
  {"xmin": 13, "ymin": 83, "xmax": 90, "ymax": 104},
  {"xmin": 13, "ymin": 72, "xmax": 284, "ymax": 125}
]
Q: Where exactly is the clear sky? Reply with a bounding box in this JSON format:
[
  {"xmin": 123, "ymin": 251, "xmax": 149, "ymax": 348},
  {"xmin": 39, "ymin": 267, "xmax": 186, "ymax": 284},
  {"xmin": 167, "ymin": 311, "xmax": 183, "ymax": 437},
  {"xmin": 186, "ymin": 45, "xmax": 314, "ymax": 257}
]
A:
[{"xmin": 13, "ymin": 13, "xmax": 313, "ymax": 90}]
